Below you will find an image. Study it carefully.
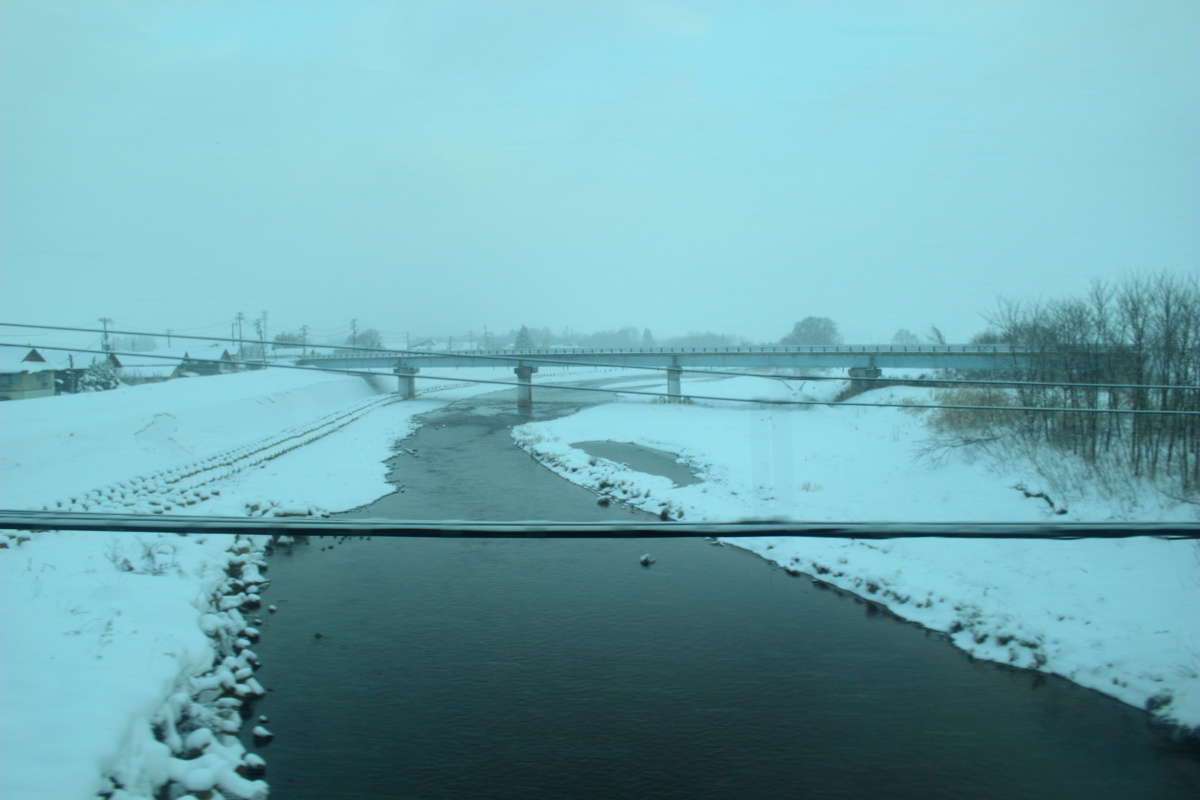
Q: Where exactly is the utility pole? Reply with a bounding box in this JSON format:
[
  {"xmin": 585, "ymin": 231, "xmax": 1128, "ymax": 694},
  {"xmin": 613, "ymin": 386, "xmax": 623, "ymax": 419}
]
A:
[
  {"xmin": 260, "ymin": 310, "xmax": 268, "ymax": 353},
  {"xmin": 350, "ymin": 318, "xmax": 358, "ymax": 347},
  {"xmin": 254, "ymin": 318, "xmax": 264, "ymax": 362},
  {"xmin": 166, "ymin": 329, "xmax": 173, "ymax": 348},
  {"xmin": 98, "ymin": 317, "xmax": 113, "ymax": 352},
  {"xmin": 235, "ymin": 312, "xmax": 246, "ymax": 360},
  {"xmin": 301, "ymin": 324, "xmax": 309, "ymax": 356}
]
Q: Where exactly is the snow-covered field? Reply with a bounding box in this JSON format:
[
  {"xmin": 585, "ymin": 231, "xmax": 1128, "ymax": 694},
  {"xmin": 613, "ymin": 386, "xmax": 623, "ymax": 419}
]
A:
[
  {"xmin": 512, "ymin": 375, "xmax": 1200, "ymax": 734},
  {"xmin": 0, "ymin": 364, "xmax": 622, "ymax": 799}
]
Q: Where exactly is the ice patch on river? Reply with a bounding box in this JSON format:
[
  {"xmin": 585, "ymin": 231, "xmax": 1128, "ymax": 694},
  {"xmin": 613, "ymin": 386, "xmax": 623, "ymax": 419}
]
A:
[{"xmin": 512, "ymin": 375, "xmax": 1200, "ymax": 733}]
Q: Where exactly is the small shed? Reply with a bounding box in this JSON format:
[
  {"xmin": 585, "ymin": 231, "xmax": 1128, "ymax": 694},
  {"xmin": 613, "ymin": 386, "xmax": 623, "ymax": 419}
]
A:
[
  {"xmin": 30, "ymin": 349, "xmax": 123, "ymax": 393},
  {"xmin": 174, "ymin": 347, "xmax": 239, "ymax": 377},
  {"xmin": 0, "ymin": 347, "xmax": 59, "ymax": 400}
]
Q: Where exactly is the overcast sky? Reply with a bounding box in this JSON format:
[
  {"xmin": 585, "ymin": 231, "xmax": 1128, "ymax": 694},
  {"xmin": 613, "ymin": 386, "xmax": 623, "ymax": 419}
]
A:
[{"xmin": 2, "ymin": 1, "xmax": 1197, "ymax": 348}]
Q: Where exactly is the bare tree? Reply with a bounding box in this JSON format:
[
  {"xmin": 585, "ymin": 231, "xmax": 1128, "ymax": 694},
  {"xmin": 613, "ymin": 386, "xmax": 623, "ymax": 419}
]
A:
[
  {"xmin": 964, "ymin": 272, "xmax": 1199, "ymax": 496},
  {"xmin": 346, "ymin": 329, "xmax": 384, "ymax": 349}
]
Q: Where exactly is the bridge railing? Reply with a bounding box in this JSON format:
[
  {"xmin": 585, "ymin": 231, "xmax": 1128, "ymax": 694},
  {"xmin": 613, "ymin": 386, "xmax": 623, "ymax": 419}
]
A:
[{"xmin": 299, "ymin": 344, "xmax": 1036, "ymax": 361}]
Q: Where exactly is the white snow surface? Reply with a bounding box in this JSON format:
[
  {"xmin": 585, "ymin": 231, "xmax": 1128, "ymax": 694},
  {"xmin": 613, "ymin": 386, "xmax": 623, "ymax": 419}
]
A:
[
  {"xmin": 0, "ymin": 365, "xmax": 607, "ymax": 798},
  {"xmin": 513, "ymin": 375, "xmax": 1200, "ymax": 731},
  {"xmin": 3, "ymin": 366, "xmax": 1197, "ymax": 797}
]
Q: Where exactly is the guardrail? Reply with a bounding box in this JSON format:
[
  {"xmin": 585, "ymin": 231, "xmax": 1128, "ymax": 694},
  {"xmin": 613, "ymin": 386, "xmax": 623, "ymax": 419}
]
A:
[
  {"xmin": 2, "ymin": 510, "xmax": 1196, "ymax": 540},
  {"xmin": 302, "ymin": 344, "xmax": 1043, "ymax": 360}
]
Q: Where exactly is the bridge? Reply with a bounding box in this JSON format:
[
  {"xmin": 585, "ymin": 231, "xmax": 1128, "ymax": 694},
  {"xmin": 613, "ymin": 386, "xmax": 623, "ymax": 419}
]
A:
[{"xmin": 297, "ymin": 345, "xmax": 1034, "ymax": 408}]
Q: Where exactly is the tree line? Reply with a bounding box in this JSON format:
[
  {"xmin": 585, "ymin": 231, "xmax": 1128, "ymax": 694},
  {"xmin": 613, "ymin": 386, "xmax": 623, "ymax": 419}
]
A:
[
  {"xmin": 778, "ymin": 317, "xmax": 947, "ymax": 346},
  {"xmin": 941, "ymin": 272, "xmax": 1199, "ymax": 495},
  {"xmin": 506, "ymin": 325, "xmax": 745, "ymax": 350}
]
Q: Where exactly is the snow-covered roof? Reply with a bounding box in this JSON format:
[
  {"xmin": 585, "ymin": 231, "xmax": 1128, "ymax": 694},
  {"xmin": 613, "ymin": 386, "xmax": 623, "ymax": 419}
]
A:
[
  {"xmin": 0, "ymin": 347, "xmax": 52, "ymax": 373},
  {"xmin": 176, "ymin": 344, "xmax": 237, "ymax": 362},
  {"xmin": 42, "ymin": 349, "xmax": 121, "ymax": 370},
  {"xmin": 0, "ymin": 346, "xmax": 133, "ymax": 373},
  {"xmin": 117, "ymin": 343, "xmax": 234, "ymax": 371}
]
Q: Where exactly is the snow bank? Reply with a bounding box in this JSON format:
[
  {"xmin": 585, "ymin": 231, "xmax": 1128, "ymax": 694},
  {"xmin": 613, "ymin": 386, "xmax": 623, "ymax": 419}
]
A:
[
  {"xmin": 0, "ymin": 370, "xmax": 414, "ymax": 797},
  {"xmin": 0, "ymin": 363, "xmax": 632, "ymax": 797},
  {"xmin": 513, "ymin": 376, "xmax": 1200, "ymax": 732},
  {"xmin": 0, "ymin": 369, "xmax": 383, "ymax": 510}
]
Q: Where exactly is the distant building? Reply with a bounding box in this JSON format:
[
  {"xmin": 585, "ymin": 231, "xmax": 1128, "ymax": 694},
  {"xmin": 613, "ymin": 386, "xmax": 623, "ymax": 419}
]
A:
[
  {"xmin": 117, "ymin": 345, "xmax": 192, "ymax": 384},
  {"xmin": 117, "ymin": 360, "xmax": 180, "ymax": 384},
  {"xmin": 116, "ymin": 343, "xmax": 242, "ymax": 382},
  {"xmin": 0, "ymin": 348, "xmax": 56, "ymax": 400},
  {"xmin": 174, "ymin": 348, "xmax": 239, "ymax": 377},
  {"xmin": 0, "ymin": 347, "xmax": 122, "ymax": 399}
]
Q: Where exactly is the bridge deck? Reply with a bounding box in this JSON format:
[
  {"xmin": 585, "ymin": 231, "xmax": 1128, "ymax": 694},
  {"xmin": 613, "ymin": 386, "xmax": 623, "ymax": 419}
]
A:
[{"xmin": 297, "ymin": 345, "xmax": 1034, "ymax": 371}]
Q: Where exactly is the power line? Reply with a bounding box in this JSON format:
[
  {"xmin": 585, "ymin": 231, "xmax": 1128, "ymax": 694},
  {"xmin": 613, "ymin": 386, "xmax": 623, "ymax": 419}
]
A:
[
  {"xmin": 3, "ymin": 341, "xmax": 1198, "ymax": 417},
  {"xmin": 3, "ymin": 321, "xmax": 1198, "ymax": 393}
]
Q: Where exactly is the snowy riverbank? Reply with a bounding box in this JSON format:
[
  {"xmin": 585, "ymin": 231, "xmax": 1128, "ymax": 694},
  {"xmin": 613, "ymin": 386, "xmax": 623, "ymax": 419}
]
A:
[
  {"xmin": 0, "ymin": 370, "xmax": 418, "ymax": 798},
  {"xmin": 512, "ymin": 375, "xmax": 1200, "ymax": 734},
  {"xmin": 0, "ymin": 364, "xmax": 622, "ymax": 798},
  {"xmin": 4, "ymin": 365, "xmax": 1196, "ymax": 797}
]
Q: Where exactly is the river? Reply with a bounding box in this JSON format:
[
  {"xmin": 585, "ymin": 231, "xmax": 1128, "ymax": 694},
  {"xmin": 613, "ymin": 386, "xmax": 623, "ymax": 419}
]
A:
[{"xmin": 242, "ymin": 384, "xmax": 1200, "ymax": 799}]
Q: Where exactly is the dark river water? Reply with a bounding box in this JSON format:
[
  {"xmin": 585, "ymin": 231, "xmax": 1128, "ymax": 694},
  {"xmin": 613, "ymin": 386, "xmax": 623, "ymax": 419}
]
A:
[{"xmin": 243, "ymin": 384, "xmax": 1200, "ymax": 799}]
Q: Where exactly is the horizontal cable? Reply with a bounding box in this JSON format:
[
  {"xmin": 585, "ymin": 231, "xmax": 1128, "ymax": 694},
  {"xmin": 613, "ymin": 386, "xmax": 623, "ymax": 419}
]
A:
[
  {"xmin": 3, "ymin": 341, "xmax": 1198, "ymax": 416},
  {"xmin": 4, "ymin": 321, "xmax": 1195, "ymax": 393},
  {"xmin": 0, "ymin": 320, "xmax": 1023, "ymax": 356},
  {"xmin": 1, "ymin": 511, "xmax": 1196, "ymax": 540}
]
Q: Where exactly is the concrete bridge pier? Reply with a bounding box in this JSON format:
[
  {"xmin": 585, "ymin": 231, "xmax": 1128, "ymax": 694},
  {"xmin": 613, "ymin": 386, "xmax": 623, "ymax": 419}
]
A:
[
  {"xmin": 514, "ymin": 364, "xmax": 538, "ymax": 409},
  {"xmin": 846, "ymin": 364, "xmax": 881, "ymax": 395},
  {"xmin": 394, "ymin": 366, "xmax": 420, "ymax": 399},
  {"xmin": 667, "ymin": 364, "xmax": 682, "ymax": 401}
]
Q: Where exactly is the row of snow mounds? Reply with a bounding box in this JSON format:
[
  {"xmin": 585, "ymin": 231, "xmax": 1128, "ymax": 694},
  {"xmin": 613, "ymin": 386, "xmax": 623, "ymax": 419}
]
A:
[
  {"xmin": 21, "ymin": 368, "xmax": 598, "ymax": 526},
  {"xmin": 41, "ymin": 393, "xmax": 399, "ymax": 517},
  {"xmin": 102, "ymin": 537, "xmax": 272, "ymax": 800},
  {"xmin": 9, "ymin": 380, "xmax": 432, "ymax": 795},
  {"xmin": 34, "ymin": 369, "xmax": 516, "ymax": 520}
]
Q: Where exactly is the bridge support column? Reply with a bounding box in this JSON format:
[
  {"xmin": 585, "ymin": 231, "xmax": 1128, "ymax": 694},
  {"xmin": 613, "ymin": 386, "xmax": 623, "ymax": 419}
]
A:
[
  {"xmin": 846, "ymin": 365, "xmax": 881, "ymax": 395},
  {"xmin": 394, "ymin": 366, "xmax": 419, "ymax": 399},
  {"xmin": 514, "ymin": 364, "xmax": 538, "ymax": 410},
  {"xmin": 667, "ymin": 365, "xmax": 682, "ymax": 401}
]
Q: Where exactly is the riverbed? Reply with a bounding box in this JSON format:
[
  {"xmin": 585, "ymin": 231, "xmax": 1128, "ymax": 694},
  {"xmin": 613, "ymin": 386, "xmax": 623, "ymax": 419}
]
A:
[{"xmin": 243, "ymin": 386, "xmax": 1200, "ymax": 799}]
